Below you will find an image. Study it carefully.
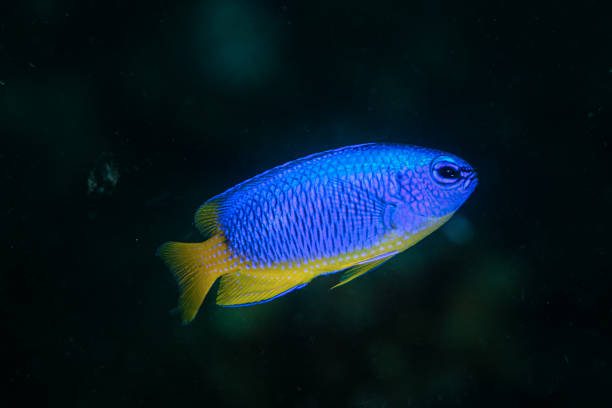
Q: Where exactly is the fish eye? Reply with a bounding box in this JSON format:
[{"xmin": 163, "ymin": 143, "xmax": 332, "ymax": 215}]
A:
[
  {"xmin": 437, "ymin": 166, "xmax": 460, "ymax": 179},
  {"xmin": 431, "ymin": 159, "xmax": 462, "ymax": 186}
]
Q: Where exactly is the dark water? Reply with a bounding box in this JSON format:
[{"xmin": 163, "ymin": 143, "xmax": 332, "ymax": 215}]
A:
[{"xmin": 3, "ymin": 1, "xmax": 611, "ymax": 407}]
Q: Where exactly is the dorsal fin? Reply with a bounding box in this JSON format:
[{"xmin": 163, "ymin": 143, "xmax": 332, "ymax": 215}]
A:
[
  {"xmin": 227, "ymin": 143, "xmax": 378, "ymax": 192},
  {"xmin": 194, "ymin": 197, "xmax": 224, "ymax": 238}
]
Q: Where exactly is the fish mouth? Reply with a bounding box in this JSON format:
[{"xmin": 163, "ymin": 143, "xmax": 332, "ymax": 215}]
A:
[{"xmin": 462, "ymin": 172, "xmax": 478, "ymax": 190}]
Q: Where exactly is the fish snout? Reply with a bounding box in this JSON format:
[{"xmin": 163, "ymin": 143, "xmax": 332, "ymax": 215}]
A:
[{"xmin": 460, "ymin": 167, "xmax": 478, "ymax": 190}]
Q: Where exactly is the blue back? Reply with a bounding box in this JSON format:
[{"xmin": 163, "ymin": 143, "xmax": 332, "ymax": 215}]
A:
[{"xmin": 210, "ymin": 143, "xmax": 449, "ymax": 268}]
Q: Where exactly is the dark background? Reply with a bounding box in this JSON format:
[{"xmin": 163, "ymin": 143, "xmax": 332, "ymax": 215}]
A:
[{"xmin": 2, "ymin": 0, "xmax": 611, "ymax": 407}]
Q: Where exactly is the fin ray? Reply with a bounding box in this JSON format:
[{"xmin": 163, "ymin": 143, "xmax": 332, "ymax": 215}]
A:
[
  {"xmin": 331, "ymin": 254, "xmax": 396, "ymax": 289},
  {"xmin": 217, "ymin": 272, "xmax": 308, "ymax": 306},
  {"xmin": 327, "ymin": 177, "xmax": 388, "ymax": 223},
  {"xmin": 157, "ymin": 235, "xmax": 234, "ymax": 323},
  {"xmin": 194, "ymin": 197, "xmax": 224, "ymax": 238}
]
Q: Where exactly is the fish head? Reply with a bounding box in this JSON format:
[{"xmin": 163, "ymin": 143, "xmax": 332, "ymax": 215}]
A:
[{"xmin": 395, "ymin": 148, "xmax": 478, "ymax": 218}]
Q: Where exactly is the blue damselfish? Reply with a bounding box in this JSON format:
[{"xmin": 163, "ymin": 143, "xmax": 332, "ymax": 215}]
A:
[{"xmin": 158, "ymin": 143, "xmax": 478, "ymax": 323}]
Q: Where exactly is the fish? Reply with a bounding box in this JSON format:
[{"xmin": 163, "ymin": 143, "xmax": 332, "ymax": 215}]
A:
[{"xmin": 157, "ymin": 143, "xmax": 478, "ymax": 323}]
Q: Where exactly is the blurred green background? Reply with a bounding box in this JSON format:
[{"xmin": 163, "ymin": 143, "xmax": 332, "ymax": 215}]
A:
[{"xmin": 2, "ymin": 0, "xmax": 611, "ymax": 407}]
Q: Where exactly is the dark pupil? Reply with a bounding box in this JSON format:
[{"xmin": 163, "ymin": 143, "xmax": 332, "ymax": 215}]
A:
[{"xmin": 438, "ymin": 166, "xmax": 459, "ymax": 179}]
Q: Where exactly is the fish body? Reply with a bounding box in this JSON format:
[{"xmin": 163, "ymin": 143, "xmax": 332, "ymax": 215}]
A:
[{"xmin": 158, "ymin": 143, "xmax": 478, "ymax": 323}]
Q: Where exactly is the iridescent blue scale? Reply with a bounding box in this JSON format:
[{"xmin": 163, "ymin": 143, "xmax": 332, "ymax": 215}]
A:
[{"xmin": 216, "ymin": 144, "xmax": 405, "ymax": 266}]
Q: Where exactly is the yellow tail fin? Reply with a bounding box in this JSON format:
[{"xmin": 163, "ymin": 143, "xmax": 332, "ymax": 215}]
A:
[{"xmin": 157, "ymin": 235, "xmax": 232, "ymax": 324}]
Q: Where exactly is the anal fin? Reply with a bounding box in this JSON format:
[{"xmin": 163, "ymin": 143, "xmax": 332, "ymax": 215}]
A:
[{"xmin": 217, "ymin": 272, "xmax": 309, "ymax": 307}]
